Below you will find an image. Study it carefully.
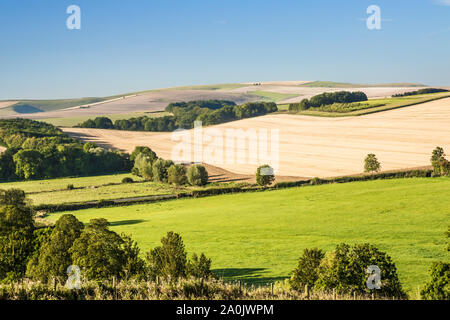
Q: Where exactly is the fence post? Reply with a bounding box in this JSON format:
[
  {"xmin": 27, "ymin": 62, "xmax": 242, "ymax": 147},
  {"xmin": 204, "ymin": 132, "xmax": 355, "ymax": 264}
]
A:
[
  {"xmin": 112, "ymin": 276, "xmax": 117, "ymax": 300},
  {"xmin": 271, "ymin": 283, "xmax": 274, "ymax": 297},
  {"xmin": 305, "ymin": 284, "xmax": 309, "ymax": 299},
  {"xmin": 332, "ymin": 288, "xmax": 336, "ymax": 300},
  {"xmin": 353, "ymin": 291, "xmax": 356, "ymax": 300}
]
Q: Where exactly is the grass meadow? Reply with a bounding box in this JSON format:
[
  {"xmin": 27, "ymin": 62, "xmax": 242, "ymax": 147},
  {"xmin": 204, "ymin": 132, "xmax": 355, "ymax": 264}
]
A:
[
  {"xmin": 295, "ymin": 92, "xmax": 450, "ymax": 117},
  {"xmin": 47, "ymin": 177, "xmax": 450, "ymax": 297}
]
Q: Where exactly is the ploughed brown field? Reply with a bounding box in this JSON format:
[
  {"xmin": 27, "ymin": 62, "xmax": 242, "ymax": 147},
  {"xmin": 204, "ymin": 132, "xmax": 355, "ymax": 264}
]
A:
[{"xmin": 63, "ymin": 97, "xmax": 450, "ymax": 178}]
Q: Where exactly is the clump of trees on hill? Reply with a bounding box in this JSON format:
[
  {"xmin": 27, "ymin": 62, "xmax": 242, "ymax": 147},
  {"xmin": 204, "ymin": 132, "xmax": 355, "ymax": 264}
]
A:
[
  {"xmin": 289, "ymin": 91, "xmax": 368, "ymax": 112},
  {"xmin": 131, "ymin": 146, "xmax": 209, "ymax": 186},
  {"xmin": 77, "ymin": 100, "xmax": 278, "ymax": 131},
  {"xmin": 0, "ymin": 119, "xmax": 131, "ymax": 182},
  {"xmin": 392, "ymin": 88, "xmax": 448, "ymax": 97}
]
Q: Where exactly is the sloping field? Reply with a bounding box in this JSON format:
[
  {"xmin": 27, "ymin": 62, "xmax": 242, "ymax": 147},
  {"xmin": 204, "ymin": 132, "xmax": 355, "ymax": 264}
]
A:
[
  {"xmin": 63, "ymin": 97, "xmax": 450, "ymax": 178},
  {"xmin": 47, "ymin": 177, "xmax": 450, "ymax": 295},
  {"xmin": 0, "ymin": 81, "xmax": 428, "ymax": 119}
]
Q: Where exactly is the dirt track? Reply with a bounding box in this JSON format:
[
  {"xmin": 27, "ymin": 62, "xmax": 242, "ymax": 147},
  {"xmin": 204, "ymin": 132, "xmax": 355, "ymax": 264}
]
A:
[{"xmin": 63, "ymin": 97, "xmax": 450, "ymax": 178}]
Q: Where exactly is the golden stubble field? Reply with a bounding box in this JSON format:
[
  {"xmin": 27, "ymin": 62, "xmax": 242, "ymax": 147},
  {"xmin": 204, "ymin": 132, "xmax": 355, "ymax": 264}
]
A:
[{"xmin": 63, "ymin": 97, "xmax": 450, "ymax": 178}]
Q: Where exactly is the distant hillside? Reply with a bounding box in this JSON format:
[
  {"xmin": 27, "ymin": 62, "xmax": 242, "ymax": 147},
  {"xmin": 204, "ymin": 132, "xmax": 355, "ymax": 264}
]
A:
[{"xmin": 300, "ymin": 81, "xmax": 426, "ymax": 88}]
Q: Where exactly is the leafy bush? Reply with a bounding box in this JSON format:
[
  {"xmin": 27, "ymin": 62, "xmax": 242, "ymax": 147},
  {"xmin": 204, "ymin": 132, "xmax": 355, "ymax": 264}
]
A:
[
  {"xmin": 152, "ymin": 159, "xmax": 174, "ymax": 183},
  {"xmin": 420, "ymin": 262, "xmax": 449, "ymax": 300},
  {"xmin": 121, "ymin": 177, "xmax": 134, "ymax": 184},
  {"xmin": 187, "ymin": 165, "xmax": 208, "ymax": 186},
  {"xmin": 290, "ymin": 248, "xmax": 325, "ymax": 291},
  {"xmin": 167, "ymin": 164, "xmax": 187, "ymax": 186}
]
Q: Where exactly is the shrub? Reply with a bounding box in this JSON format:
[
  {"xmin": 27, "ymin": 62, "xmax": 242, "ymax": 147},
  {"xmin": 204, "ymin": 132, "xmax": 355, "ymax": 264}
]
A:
[
  {"xmin": 67, "ymin": 184, "xmax": 75, "ymax": 190},
  {"xmin": 187, "ymin": 253, "xmax": 213, "ymax": 279},
  {"xmin": 420, "ymin": 262, "xmax": 449, "ymax": 300},
  {"xmin": 167, "ymin": 164, "xmax": 187, "ymax": 186},
  {"xmin": 187, "ymin": 165, "xmax": 208, "ymax": 186},
  {"xmin": 256, "ymin": 165, "xmax": 275, "ymax": 186},
  {"xmin": 122, "ymin": 177, "xmax": 134, "ymax": 184},
  {"xmin": 146, "ymin": 231, "xmax": 188, "ymax": 280},
  {"xmin": 152, "ymin": 159, "xmax": 174, "ymax": 183},
  {"xmin": 290, "ymin": 248, "xmax": 325, "ymax": 291}
]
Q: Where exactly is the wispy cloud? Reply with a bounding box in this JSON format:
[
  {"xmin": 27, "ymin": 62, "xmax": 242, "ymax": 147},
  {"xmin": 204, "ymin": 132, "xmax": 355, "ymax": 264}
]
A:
[{"xmin": 435, "ymin": 0, "xmax": 450, "ymax": 6}]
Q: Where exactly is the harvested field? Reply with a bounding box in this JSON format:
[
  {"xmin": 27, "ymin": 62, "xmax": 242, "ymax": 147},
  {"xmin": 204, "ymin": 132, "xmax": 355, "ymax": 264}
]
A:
[
  {"xmin": 64, "ymin": 99, "xmax": 450, "ymax": 177},
  {"xmin": 63, "ymin": 97, "xmax": 450, "ymax": 178}
]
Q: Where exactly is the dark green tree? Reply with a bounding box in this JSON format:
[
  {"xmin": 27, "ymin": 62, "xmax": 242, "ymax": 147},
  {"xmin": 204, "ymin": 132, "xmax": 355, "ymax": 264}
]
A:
[
  {"xmin": 364, "ymin": 154, "xmax": 381, "ymax": 173},
  {"xmin": 70, "ymin": 218, "xmax": 125, "ymax": 281},
  {"xmin": 0, "ymin": 189, "xmax": 35, "ymax": 281},
  {"xmin": 420, "ymin": 262, "xmax": 449, "ymax": 300},
  {"xmin": 290, "ymin": 248, "xmax": 325, "ymax": 291},
  {"xmin": 28, "ymin": 214, "xmax": 84, "ymax": 282},
  {"xmin": 146, "ymin": 231, "xmax": 188, "ymax": 280},
  {"xmin": 315, "ymin": 243, "xmax": 406, "ymax": 297},
  {"xmin": 121, "ymin": 233, "xmax": 146, "ymax": 280},
  {"xmin": 186, "ymin": 253, "xmax": 212, "ymax": 279}
]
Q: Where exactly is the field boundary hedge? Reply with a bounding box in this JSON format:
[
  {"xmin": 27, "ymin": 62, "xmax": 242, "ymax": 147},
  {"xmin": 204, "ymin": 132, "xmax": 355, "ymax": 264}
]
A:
[{"xmin": 34, "ymin": 169, "xmax": 435, "ymax": 213}]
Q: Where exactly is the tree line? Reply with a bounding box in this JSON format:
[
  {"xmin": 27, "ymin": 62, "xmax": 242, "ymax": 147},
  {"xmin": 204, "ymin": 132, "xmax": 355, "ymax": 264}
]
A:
[
  {"xmin": 392, "ymin": 88, "xmax": 448, "ymax": 97},
  {"xmin": 131, "ymin": 146, "xmax": 209, "ymax": 186},
  {"xmin": 289, "ymin": 91, "xmax": 368, "ymax": 112},
  {"xmin": 77, "ymin": 100, "xmax": 278, "ymax": 131},
  {"xmin": 0, "ymin": 119, "xmax": 131, "ymax": 182}
]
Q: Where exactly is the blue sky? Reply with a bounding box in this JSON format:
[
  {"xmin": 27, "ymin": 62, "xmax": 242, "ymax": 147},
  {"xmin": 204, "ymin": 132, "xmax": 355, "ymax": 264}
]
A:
[{"xmin": 0, "ymin": 0, "xmax": 449, "ymax": 99}]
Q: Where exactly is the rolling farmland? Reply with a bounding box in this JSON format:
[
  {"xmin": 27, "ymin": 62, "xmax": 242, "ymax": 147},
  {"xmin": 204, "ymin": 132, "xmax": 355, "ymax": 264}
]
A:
[
  {"xmin": 47, "ymin": 177, "xmax": 450, "ymax": 296},
  {"xmin": 62, "ymin": 97, "xmax": 450, "ymax": 178}
]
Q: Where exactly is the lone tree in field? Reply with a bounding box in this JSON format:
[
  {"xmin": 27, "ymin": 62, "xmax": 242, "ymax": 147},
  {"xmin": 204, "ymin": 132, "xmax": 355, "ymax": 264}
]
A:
[
  {"xmin": 256, "ymin": 165, "xmax": 275, "ymax": 186},
  {"xmin": 431, "ymin": 146, "xmax": 449, "ymax": 176},
  {"xmin": 364, "ymin": 154, "xmax": 381, "ymax": 174}
]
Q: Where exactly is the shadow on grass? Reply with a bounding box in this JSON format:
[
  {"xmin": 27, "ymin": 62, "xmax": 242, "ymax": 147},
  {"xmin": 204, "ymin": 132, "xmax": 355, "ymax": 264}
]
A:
[
  {"xmin": 110, "ymin": 219, "xmax": 146, "ymax": 226},
  {"xmin": 212, "ymin": 268, "xmax": 288, "ymax": 285}
]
